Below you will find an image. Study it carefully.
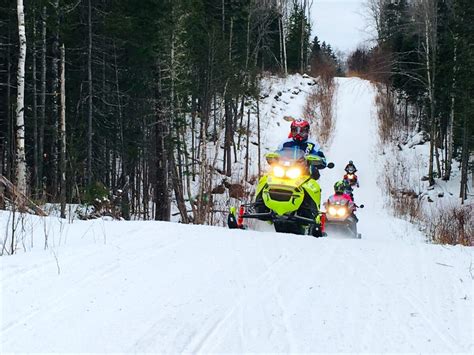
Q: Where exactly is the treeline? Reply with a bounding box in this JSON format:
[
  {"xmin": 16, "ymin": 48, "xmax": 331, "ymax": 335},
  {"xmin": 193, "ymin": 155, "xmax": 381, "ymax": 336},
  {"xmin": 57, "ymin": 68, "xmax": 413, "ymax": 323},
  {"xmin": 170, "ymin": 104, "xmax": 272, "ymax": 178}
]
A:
[
  {"xmin": 0, "ymin": 0, "xmax": 326, "ymax": 222},
  {"xmin": 347, "ymin": 0, "xmax": 473, "ymax": 200}
]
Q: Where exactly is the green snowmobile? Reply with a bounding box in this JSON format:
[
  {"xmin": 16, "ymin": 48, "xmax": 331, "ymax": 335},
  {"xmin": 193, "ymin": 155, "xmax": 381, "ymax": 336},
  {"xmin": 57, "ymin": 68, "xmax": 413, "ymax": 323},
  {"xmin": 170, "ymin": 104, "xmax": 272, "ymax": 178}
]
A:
[{"xmin": 228, "ymin": 147, "xmax": 334, "ymax": 237}]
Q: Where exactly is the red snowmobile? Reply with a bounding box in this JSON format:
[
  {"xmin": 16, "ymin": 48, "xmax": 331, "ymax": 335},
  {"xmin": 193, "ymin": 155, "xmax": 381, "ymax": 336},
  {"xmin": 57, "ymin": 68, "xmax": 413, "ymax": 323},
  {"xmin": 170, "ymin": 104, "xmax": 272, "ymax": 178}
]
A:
[
  {"xmin": 343, "ymin": 172, "xmax": 359, "ymax": 187},
  {"xmin": 323, "ymin": 192, "xmax": 363, "ymax": 238}
]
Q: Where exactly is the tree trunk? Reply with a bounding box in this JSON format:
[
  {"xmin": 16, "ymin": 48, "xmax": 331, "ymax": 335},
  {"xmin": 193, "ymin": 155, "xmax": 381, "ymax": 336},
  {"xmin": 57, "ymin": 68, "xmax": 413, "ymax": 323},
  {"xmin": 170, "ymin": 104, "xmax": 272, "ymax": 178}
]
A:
[
  {"xmin": 39, "ymin": 6, "xmax": 47, "ymax": 198},
  {"xmin": 282, "ymin": 6, "xmax": 288, "ymax": 76},
  {"xmin": 15, "ymin": 0, "xmax": 27, "ymax": 196},
  {"xmin": 228, "ymin": 17, "xmax": 233, "ymax": 62},
  {"xmin": 444, "ymin": 36, "xmax": 457, "ymax": 180},
  {"xmin": 257, "ymin": 97, "xmax": 261, "ymax": 177},
  {"xmin": 459, "ymin": 113, "xmax": 469, "ymax": 202},
  {"xmin": 50, "ymin": 0, "xmax": 60, "ymax": 198},
  {"xmin": 5, "ymin": 28, "xmax": 12, "ymax": 182},
  {"xmin": 87, "ymin": 0, "xmax": 93, "ymax": 185},
  {"xmin": 300, "ymin": 0, "xmax": 306, "ymax": 73},
  {"xmin": 32, "ymin": 8, "xmax": 39, "ymax": 197},
  {"xmin": 224, "ymin": 101, "xmax": 232, "ymax": 177},
  {"xmin": 424, "ymin": 12, "xmax": 435, "ymax": 186},
  {"xmin": 59, "ymin": 44, "xmax": 66, "ymax": 218},
  {"xmin": 422, "ymin": 0, "xmax": 437, "ymax": 187},
  {"xmin": 154, "ymin": 64, "xmax": 170, "ymax": 221},
  {"xmin": 278, "ymin": 13, "xmax": 283, "ymax": 72},
  {"xmin": 171, "ymin": 157, "xmax": 189, "ymax": 223},
  {"xmin": 245, "ymin": 109, "xmax": 250, "ymax": 182}
]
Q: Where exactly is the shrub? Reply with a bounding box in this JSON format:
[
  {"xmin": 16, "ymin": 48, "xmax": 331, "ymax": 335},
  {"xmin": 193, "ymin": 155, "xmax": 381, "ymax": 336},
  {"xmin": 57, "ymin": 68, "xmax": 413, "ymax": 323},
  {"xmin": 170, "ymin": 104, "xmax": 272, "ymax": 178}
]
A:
[
  {"xmin": 303, "ymin": 75, "xmax": 336, "ymax": 148},
  {"xmin": 427, "ymin": 204, "xmax": 474, "ymax": 246}
]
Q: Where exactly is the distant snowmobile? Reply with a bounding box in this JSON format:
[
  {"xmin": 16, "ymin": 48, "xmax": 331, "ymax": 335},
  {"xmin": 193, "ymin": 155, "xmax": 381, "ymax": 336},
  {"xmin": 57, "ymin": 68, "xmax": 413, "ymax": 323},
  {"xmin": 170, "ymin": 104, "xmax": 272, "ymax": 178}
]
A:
[
  {"xmin": 344, "ymin": 160, "xmax": 359, "ymax": 187},
  {"xmin": 344, "ymin": 172, "xmax": 359, "ymax": 188},
  {"xmin": 324, "ymin": 181, "xmax": 363, "ymax": 238},
  {"xmin": 228, "ymin": 147, "xmax": 334, "ymax": 237}
]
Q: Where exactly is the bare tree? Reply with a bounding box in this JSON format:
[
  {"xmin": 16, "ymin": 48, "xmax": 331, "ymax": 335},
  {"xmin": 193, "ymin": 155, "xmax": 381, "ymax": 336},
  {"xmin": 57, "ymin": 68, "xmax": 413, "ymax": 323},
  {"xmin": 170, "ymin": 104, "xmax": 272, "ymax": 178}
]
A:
[
  {"xmin": 87, "ymin": 0, "xmax": 93, "ymax": 185},
  {"xmin": 415, "ymin": 0, "xmax": 438, "ymax": 186},
  {"xmin": 38, "ymin": 6, "xmax": 47, "ymax": 198},
  {"xmin": 60, "ymin": 44, "xmax": 66, "ymax": 218}
]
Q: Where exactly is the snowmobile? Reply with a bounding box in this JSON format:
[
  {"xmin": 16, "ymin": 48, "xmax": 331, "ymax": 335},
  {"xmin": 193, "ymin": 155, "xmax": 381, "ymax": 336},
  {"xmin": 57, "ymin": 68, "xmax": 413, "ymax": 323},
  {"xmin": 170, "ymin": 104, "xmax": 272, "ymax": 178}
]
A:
[
  {"xmin": 323, "ymin": 193, "xmax": 363, "ymax": 238},
  {"xmin": 228, "ymin": 147, "xmax": 334, "ymax": 237},
  {"xmin": 343, "ymin": 172, "xmax": 359, "ymax": 187}
]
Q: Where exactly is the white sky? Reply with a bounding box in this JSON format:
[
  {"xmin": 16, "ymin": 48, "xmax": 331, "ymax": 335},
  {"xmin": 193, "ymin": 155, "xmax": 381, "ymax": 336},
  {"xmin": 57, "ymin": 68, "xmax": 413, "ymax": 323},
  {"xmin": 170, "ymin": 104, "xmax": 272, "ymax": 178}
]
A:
[{"xmin": 309, "ymin": 0, "xmax": 375, "ymax": 54}]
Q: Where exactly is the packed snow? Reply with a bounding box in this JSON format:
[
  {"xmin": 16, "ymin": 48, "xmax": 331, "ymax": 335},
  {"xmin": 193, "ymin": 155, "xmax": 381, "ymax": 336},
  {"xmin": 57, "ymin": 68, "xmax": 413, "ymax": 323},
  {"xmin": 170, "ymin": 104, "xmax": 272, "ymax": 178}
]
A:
[{"xmin": 1, "ymin": 77, "xmax": 472, "ymax": 353}]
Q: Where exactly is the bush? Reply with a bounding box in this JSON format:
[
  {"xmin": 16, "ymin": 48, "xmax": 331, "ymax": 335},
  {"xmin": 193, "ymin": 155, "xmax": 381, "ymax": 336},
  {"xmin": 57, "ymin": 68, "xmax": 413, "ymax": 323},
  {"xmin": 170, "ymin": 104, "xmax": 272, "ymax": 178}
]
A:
[
  {"xmin": 83, "ymin": 182, "xmax": 109, "ymax": 205},
  {"xmin": 427, "ymin": 204, "xmax": 474, "ymax": 246},
  {"xmin": 303, "ymin": 75, "xmax": 336, "ymax": 148}
]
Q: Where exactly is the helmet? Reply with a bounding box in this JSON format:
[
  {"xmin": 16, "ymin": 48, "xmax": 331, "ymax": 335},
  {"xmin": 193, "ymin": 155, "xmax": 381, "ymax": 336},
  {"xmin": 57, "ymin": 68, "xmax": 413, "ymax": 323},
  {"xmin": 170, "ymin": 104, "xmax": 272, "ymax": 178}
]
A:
[
  {"xmin": 334, "ymin": 180, "xmax": 345, "ymax": 194},
  {"xmin": 290, "ymin": 119, "xmax": 310, "ymax": 142},
  {"xmin": 349, "ymin": 160, "xmax": 353, "ymax": 164}
]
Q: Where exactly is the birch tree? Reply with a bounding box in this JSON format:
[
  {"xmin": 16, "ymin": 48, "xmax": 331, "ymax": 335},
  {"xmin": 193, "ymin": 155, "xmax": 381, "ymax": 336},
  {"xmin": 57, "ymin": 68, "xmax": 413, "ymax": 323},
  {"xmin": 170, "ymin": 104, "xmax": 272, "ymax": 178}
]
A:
[
  {"xmin": 15, "ymin": 0, "xmax": 27, "ymax": 196},
  {"xmin": 416, "ymin": 0, "xmax": 438, "ymax": 186}
]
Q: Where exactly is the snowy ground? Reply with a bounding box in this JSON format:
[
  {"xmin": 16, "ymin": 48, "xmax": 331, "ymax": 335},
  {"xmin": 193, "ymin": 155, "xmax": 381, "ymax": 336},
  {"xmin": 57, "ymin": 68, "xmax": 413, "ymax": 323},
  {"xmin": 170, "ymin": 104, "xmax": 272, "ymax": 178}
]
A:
[{"xmin": 1, "ymin": 77, "xmax": 473, "ymax": 353}]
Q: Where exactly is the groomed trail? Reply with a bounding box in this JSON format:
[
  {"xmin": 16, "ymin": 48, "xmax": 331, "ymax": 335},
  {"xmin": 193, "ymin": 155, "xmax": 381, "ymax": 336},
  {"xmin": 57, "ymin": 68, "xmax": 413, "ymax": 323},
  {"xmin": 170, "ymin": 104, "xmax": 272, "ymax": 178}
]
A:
[{"xmin": 1, "ymin": 78, "xmax": 472, "ymax": 353}]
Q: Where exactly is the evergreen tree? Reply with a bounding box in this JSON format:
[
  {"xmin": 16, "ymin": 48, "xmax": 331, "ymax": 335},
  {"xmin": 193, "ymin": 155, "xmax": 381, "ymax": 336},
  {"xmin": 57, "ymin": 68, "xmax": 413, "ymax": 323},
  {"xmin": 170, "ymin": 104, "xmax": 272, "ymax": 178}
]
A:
[{"xmin": 286, "ymin": 1, "xmax": 310, "ymax": 73}]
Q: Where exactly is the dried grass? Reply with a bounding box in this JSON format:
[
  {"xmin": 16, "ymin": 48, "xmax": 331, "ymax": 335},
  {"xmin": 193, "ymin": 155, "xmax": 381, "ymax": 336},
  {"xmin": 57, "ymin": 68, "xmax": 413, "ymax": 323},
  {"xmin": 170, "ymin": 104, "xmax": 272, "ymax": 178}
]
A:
[
  {"xmin": 382, "ymin": 153, "xmax": 422, "ymax": 223},
  {"xmin": 378, "ymin": 101, "xmax": 473, "ymax": 246},
  {"xmin": 374, "ymin": 83, "xmax": 399, "ymax": 144},
  {"xmin": 426, "ymin": 204, "xmax": 474, "ymax": 246},
  {"xmin": 303, "ymin": 72, "xmax": 336, "ymax": 148}
]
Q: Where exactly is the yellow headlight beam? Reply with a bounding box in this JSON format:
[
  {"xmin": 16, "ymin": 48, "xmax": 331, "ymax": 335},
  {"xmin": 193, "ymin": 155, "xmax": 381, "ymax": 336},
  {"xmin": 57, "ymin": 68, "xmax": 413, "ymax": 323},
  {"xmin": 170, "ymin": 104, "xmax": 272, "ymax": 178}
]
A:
[
  {"xmin": 286, "ymin": 168, "xmax": 301, "ymax": 179},
  {"xmin": 273, "ymin": 166, "xmax": 285, "ymax": 178},
  {"xmin": 337, "ymin": 207, "xmax": 347, "ymax": 217}
]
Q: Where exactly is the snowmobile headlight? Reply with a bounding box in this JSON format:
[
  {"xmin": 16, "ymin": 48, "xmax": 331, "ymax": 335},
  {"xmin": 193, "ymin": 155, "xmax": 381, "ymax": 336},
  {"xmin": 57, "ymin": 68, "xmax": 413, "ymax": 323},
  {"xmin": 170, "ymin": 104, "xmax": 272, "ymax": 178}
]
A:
[
  {"xmin": 286, "ymin": 168, "xmax": 301, "ymax": 179},
  {"xmin": 337, "ymin": 207, "xmax": 347, "ymax": 217},
  {"xmin": 347, "ymin": 174, "xmax": 354, "ymax": 179},
  {"xmin": 328, "ymin": 206, "xmax": 337, "ymax": 216},
  {"xmin": 273, "ymin": 166, "xmax": 285, "ymax": 178}
]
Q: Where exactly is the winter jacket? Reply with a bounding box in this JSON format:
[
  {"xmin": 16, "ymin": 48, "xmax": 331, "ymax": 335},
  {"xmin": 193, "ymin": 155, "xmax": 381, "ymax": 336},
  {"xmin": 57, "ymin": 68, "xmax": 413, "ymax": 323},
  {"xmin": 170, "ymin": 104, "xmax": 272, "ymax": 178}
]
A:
[{"xmin": 277, "ymin": 138, "xmax": 327, "ymax": 169}]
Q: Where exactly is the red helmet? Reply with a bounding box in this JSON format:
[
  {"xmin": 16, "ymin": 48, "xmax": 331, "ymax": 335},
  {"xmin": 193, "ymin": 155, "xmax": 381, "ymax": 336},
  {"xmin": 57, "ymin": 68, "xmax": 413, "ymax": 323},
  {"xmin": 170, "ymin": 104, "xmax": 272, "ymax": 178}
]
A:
[{"xmin": 290, "ymin": 119, "xmax": 310, "ymax": 141}]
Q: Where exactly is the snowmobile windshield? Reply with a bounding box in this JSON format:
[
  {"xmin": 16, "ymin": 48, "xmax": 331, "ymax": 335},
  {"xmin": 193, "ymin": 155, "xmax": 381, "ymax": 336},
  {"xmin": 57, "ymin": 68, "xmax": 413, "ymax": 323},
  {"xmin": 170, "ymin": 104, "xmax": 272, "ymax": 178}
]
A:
[
  {"xmin": 329, "ymin": 195, "xmax": 350, "ymax": 205},
  {"xmin": 277, "ymin": 147, "xmax": 306, "ymax": 165}
]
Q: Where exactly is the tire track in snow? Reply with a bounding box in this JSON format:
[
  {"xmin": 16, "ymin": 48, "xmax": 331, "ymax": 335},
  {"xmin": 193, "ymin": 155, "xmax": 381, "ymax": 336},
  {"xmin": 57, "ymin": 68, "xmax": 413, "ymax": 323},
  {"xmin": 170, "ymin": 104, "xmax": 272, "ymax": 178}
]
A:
[
  {"xmin": 181, "ymin": 238, "xmax": 309, "ymax": 353},
  {"xmin": 1, "ymin": 235, "xmax": 187, "ymax": 342},
  {"xmin": 348, "ymin": 247, "xmax": 459, "ymax": 352}
]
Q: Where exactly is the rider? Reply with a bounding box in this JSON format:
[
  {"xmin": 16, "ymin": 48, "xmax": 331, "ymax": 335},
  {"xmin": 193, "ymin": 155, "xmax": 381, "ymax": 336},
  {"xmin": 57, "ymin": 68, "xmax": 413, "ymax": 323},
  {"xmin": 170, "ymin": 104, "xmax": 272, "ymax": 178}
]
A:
[
  {"xmin": 277, "ymin": 118, "xmax": 327, "ymax": 180},
  {"xmin": 344, "ymin": 160, "xmax": 359, "ymax": 188},
  {"xmin": 342, "ymin": 178, "xmax": 355, "ymax": 201},
  {"xmin": 275, "ymin": 118, "xmax": 328, "ymax": 237},
  {"xmin": 344, "ymin": 160, "xmax": 357, "ymax": 174},
  {"xmin": 328, "ymin": 180, "xmax": 358, "ymax": 222},
  {"xmin": 332, "ymin": 180, "xmax": 353, "ymax": 202}
]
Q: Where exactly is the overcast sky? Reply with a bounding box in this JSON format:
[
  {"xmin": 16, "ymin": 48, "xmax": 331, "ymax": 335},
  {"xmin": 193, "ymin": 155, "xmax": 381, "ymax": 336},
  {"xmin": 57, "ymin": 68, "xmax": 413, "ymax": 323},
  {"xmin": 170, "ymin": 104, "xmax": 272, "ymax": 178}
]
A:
[{"xmin": 309, "ymin": 0, "xmax": 375, "ymax": 54}]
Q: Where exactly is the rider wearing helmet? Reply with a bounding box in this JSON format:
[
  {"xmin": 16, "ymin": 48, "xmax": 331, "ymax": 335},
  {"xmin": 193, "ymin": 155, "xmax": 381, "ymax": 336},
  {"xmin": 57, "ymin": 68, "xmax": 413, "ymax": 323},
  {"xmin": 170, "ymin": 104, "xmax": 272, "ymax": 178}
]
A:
[
  {"xmin": 334, "ymin": 180, "xmax": 346, "ymax": 195},
  {"xmin": 344, "ymin": 160, "xmax": 359, "ymax": 188},
  {"xmin": 344, "ymin": 160, "xmax": 357, "ymax": 174},
  {"xmin": 277, "ymin": 118, "xmax": 327, "ymax": 179},
  {"xmin": 327, "ymin": 180, "xmax": 357, "ymax": 219},
  {"xmin": 329, "ymin": 180, "xmax": 354, "ymax": 204}
]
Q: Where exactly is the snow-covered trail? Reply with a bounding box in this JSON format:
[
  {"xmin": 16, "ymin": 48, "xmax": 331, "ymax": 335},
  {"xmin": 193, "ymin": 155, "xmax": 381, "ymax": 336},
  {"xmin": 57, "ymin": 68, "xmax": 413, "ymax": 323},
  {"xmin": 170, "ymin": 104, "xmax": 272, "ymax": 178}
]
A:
[
  {"xmin": 1, "ymin": 219, "xmax": 472, "ymax": 353},
  {"xmin": 1, "ymin": 77, "xmax": 472, "ymax": 353},
  {"xmin": 320, "ymin": 77, "xmax": 405, "ymax": 241}
]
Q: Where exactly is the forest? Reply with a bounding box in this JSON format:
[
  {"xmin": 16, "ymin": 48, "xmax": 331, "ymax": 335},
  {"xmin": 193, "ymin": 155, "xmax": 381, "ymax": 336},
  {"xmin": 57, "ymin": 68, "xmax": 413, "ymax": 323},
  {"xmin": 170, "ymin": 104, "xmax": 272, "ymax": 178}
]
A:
[
  {"xmin": 1, "ymin": 0, "xmax": 472, "ymax": 223},
  {"xmin": 347, "ymin": 0, "xmax": 473, "ymax": 199},
  {"xmin": 0, "ymin": 0, "xmax": 341, "ymax": 222}
]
